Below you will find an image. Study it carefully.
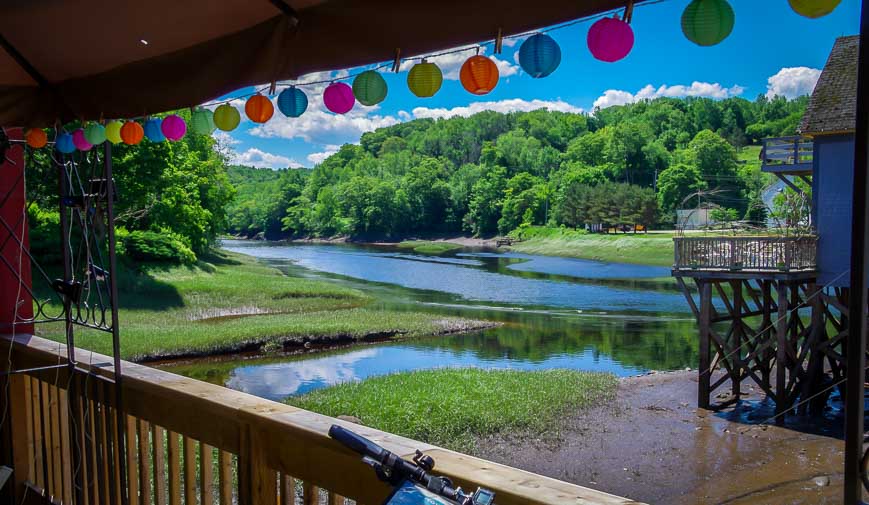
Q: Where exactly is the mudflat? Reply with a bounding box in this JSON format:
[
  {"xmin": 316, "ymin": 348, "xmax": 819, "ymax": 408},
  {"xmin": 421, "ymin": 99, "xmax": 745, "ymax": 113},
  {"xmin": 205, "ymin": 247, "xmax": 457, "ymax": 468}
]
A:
[{"xmin": 475, "ymin": 371, "xmax": 851, "ymax": 505}]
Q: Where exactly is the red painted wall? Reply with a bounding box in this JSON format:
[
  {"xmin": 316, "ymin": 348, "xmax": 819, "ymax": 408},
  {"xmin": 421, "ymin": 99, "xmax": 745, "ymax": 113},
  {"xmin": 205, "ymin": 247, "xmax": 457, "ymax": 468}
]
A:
[{"xmin": 0, "ymin": 128, "xmax": 33, "ymax": 335}]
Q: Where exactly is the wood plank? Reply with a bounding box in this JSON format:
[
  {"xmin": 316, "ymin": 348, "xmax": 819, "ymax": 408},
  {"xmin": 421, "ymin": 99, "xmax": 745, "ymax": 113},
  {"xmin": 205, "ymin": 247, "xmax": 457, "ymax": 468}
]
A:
[
  {"xmin": 183, "ymin": 437, "xmax": 197, "ymax": 505},
  {"xmin": 280, "ymin": 473, "xmax": 294, "ymax": 505},
  {"xmin": 328, "ymin": 491, "xmax": 343, "ymax": 505},
  {"xmin": 110, "ymin": 405, "xmax": 123, "ymax": 505},
  {"xmin": 138, "ymin": 419, "xmax": 152, "ymax": 505},
  {"xmin": 126, "ymin": 416, "xmax": 140, "ymax": 505},
  {"xmin": 39, "ymin": 381, "xmax": 55, "ymax": 499},
  {"xmin": 97, "ymin": 383, "xmax": 112, "ymax": 505},
  {"xmin": 698, "ymin": 281, "xmax": 712, "ymax": 409},
  {"xmin": 152, "ymin": 425, "xmax": 167, "ymax": 505},
  {"xmin": 9, "ymin": 375, "xmax": 34, "ymax": 501},
  {"xmin": 59, "ymin": 388, "xmax": 73, "ymax": 505},
  {"xmin": 218, "ymin": 451, "xmax": 233, "ymax": 505},
  {"xmin": 22, "ymin": 376, "xmax": 35, "ymax": 486},
  {"xmin": 167, "ymin": 431, "xmax": 181, "ymax": 505},
  {"xmin": 302, "ymin": 482, "xmax": 317, "ymax": 505},
  {"xmin": 200, "ymin": 443, "xmax": 214, "ymax": 505},
  {"xmin": 30, "ymin": 377, "xmax": 44, "ymax": 491}
]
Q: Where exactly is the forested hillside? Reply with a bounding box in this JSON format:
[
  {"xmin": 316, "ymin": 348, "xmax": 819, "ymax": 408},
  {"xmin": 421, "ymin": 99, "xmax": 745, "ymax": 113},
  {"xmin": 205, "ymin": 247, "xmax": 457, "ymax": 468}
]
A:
[{"xmin": 227, "ymin": 94, "xmax": 808, "ymax": 239}]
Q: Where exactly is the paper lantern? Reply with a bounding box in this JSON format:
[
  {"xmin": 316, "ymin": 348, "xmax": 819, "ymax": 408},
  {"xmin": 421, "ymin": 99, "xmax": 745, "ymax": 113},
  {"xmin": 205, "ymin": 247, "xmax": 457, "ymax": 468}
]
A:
[
  {"xmin": 407, "ymin": 62, "xmax": 443, "ymax": 98},
  {"xmin": 587, "ymin": 16, "xmax": 634, "ymax": 63},
  {"xmin": 161, "ymin": 114, "xmax": 187, "ymax": 141},
  {"xmin": 278, "ymin": 87, "xmax": 308, "ymax": 117},
  {"xmin": 190, "ymin": 108, "xmax": 215, "ymax": 134},
  {"xmin": 144, "ymin": 118, "xmax": 165, "ymax": 142},
  {"xmin": 56, "ymin": 133, "xmax": 75, "ymax": 154},
  {"xmin": 84, "ymin": 123, "xmax": 107, "ymax": 145},
  {"xmin": 214, "ymin": 104, "xmax": 241, "ymax": 131},
  {"xmin": 24, "ymin": 128, "xmax": 47, "ymax": 149},
  {"xmin": 245, "ymin": 94, "xmax": 274, "ymax": 123},
  {"xmin": 352, "ymin": 71, "xmax": 388, "ymax": 106},
  {"xmin": 105, "ymin": 121, "xmax": 124, "ymax": 144},
  {"xmin": 788, "ymin": 0, "xmax": 842, "ymax": 18},
  {"xmin": 518, "ymin": 34, "xmax": 561, "ymax": 78},
  {"xmin": 460, "ymin": 55, "xmax": 499, "ymax": 95},
  {"xmin": 323, "ymin": 82, "xmax": 355, "ymax": 114},
  {"xmin": 72, "ymin": 129, "xmax": 92, "ymax": 151},
  {"xmin": 682, "ymin": 0, "xmax": 735, "ymax": 47},
  {"xmin": 121, "ymin": 121, "xmax": 144, "ymax": 145}
]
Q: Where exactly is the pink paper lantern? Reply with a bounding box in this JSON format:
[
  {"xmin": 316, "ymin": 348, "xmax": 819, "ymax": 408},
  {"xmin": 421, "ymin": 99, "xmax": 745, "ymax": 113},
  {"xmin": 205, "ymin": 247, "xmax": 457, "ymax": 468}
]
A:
[
  {"xmin": 161, "ymin": 114, "xmax": 187, "ymax": 141},
  {"xmin": 72, "ymin": 128, "xmax": 93, "ymax": 151},
  {"xmin": 323, "ymin": 82, "xmax": 355, "ymax": 114},
  {"xmin": 587, "ymin": 15, "xmax": 634, "ymax": 63}
]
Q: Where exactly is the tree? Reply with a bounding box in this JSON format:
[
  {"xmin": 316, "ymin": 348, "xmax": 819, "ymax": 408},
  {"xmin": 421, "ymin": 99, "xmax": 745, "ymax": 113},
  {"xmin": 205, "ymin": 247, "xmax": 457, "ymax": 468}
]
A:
[
  {"xmin": 465, "ymin": 166, "xmax": 507, "ymax": 236},
  {"xmin": 656, "ymin": 163, "xmax": 707, "ymax": 215}
]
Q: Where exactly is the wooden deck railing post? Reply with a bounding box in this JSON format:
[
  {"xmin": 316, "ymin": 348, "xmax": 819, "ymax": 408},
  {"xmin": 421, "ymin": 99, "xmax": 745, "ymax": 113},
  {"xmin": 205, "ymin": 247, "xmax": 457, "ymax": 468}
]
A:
[
  {"xmin": 238, "ymin": 425, "xmax": 277, "ymax": 505},
  {"xmin": 1, "ymin": 374, "xmax": 33, "ymax": 504}
]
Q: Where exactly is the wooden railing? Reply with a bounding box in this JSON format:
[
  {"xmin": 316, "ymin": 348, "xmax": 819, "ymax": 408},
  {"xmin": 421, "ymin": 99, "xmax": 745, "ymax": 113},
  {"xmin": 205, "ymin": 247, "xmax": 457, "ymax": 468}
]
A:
[
  {"xmin": 0, "ymin": 334, "xmax": 641, "ymax": 505},
  {"xmin": 761, "ymin": 136, "xmax": 813, "ymax": 171},
  {"xmin": 673, "ymin": 236, "xmax": 817, "ymax": 272}
]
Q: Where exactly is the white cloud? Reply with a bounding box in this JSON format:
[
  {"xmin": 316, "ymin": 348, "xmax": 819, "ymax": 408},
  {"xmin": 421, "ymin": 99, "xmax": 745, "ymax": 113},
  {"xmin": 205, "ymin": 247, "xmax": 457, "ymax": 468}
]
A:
[
  {"xmin": 212, "ymin": 131, "xmax": 240, "ymax": 146},
  {"xmin": 307, "ymin": 144, "xmax": 341, "ymax": 165},
  {"xmin": 399, "ymin": 46, "xmax": 519, "ymax": 80},
  {"xmin": 410, "ymin": 98, "xmax": 583, "ymax": 120},
  {"xmin": 592, "ymin": 82, "xmax": 746, "ymax": 110},
  {"xmin": 765, "ymin": 67, "xmax": 821, "ymax": 99},
  {"xmin": 230, "ymin": 147, "xmax": 302, "ymax": 169}
]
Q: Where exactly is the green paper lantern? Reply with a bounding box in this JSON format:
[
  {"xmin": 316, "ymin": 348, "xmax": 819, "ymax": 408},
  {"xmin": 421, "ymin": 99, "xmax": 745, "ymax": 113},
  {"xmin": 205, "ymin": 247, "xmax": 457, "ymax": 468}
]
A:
[
  {"xmin": 681, "ymin": 0, "xmax": 735, "ymax": 47},
  {"xmin": 105, "ymin": 121, "xmax": 123, "ymax": 144},
  {"xmin": 788, "ymin": 0, "xmax": 842, "ymax": 18},
  {"xmin": 84, "ymin": 123, "xmax": 107, "ymax": 145},
  {"xmin": 214, "ymin": 104, "xmax": 240, "ymax": 132},
  {"xmin": 407, "ymin": 61, "xmax": 443, "ymax": 98},
  {"xmin": 352, "ymin": 70, "xmax": 388, "ymax": 106},
  {"xmin": 191, "ymin": 108, "xmax": 215, "ymax": 135}
]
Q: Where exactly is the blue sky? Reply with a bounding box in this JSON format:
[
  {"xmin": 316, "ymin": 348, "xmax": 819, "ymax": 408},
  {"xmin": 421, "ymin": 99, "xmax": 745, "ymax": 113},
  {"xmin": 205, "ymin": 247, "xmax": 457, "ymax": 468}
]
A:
[{"xmin": 214, "ymin": 0, "xmax": 862, "ymax": 169}]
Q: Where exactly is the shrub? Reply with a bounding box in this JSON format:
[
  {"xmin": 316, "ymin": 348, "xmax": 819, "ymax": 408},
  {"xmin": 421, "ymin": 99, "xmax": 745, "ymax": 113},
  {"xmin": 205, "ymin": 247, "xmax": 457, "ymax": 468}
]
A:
[
  {"xmin": 27, "ymin": 205, "xmax": 62, "ymax": 264},
  {"xmin": 123, "ymin": 230, "xmax": 196, "ymax": 264}
]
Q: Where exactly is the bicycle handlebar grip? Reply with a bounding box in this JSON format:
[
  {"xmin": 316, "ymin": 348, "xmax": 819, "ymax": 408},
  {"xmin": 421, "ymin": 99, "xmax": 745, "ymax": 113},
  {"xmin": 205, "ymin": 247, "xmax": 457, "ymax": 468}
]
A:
[{"xmin": 329, "ymin": 425, "xmax": 387, "ymax": 461}]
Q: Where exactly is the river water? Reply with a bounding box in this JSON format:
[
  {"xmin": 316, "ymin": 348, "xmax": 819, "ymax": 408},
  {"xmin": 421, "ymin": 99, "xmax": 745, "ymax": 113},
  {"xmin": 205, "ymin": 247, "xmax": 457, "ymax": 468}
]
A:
[{"xmin": 160, "ymin": 240, "xmax": 698, "ymax": 401}]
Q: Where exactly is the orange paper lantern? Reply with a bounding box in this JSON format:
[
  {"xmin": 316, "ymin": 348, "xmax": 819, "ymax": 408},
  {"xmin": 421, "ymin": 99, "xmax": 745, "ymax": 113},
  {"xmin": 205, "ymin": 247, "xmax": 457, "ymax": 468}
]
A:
[
  {"xmin": 460, "ymin": 55, "xmax": 500, "ymax": 95},
  {"xmin": 24, "ymin": 128, "xmax": 48, "ymax": 149},
  {"xmin": 120, "ymin": 121, "xmax": 144, "ymax": 145},
  {"xmin": 245, "ymin": 94, "xmax": 274, "ymax": 123}
]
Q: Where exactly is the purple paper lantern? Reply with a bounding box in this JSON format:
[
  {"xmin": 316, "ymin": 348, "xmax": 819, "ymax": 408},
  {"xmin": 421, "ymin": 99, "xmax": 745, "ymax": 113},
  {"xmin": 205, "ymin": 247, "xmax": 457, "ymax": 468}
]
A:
[
  {"xmin": 587, "ymin": 15, "xmax": 634, "ymax": 63},
  {"xmin": 323, "ymin": 82, "xmax": 355, "ymax": 114},
  {"xmin": 72, "ymin": 129, "xmax": 93, "ymax": 151},
  {"xmin": 161, "ymin": 114, "xmax": 187, "ymax": 141}
]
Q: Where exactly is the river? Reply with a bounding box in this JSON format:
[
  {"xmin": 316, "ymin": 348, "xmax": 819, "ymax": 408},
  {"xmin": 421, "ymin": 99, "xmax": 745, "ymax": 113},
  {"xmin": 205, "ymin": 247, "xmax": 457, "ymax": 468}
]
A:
[{"xmin": 160, "ymin": 240, "xmax": 698, "ymax": 401}]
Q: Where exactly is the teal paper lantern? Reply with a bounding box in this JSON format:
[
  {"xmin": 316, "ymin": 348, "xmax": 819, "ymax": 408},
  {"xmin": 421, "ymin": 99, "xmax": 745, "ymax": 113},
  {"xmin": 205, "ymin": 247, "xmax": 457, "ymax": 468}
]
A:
[
  {"xmin": 190, "ymin": 108, "xmax": 215, "ymax": 135},
  {"xmin": 352, "ymin": 70, "xmax": 388, "ymax": 106},
  {"xmin": 144, "ymin": 118, "xmax": 166, "ymax": 142},
  {"xmin": 277, "ymin": 87, "xmax": 308, "ymax": 117},
  {"xmin": 84, "ymin": 123, "xmax": 107, "ymax": 145},
  {"xmin": 518, "ymin": 34, "xmax": 561, "ymax": 78},
  {"xmin": 681, "ymin": 0, "xmax": 735, "ymax": 47}
]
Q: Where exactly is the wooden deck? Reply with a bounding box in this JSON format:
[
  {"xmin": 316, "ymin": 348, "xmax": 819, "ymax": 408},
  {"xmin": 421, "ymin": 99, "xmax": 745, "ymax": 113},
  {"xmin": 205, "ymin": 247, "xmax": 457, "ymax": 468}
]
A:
[
  {"xmin": 761, "ymin": 136, "xmax": 814, "ymax": 175},
  {"xmin": 0, "ymin": 334, "xmax": 642, "ymax": 505},
  {"xmin": 673, "ymin": 236, "xmax": 817, "ymax": 277}
]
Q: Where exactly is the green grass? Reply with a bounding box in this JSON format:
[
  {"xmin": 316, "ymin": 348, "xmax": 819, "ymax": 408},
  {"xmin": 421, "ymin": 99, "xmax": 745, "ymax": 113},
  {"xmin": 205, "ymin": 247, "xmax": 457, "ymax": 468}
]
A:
[
  {"xmin": 396, "ymin": 240, "xmax": 463, "ymax": 255},
  {"xmin": 508, "ymin": 226, "xmax": 675, "ymax": 266},
  {"xmin": 287, "ymin": 368, "xmax": 617, "ymax": 451},
  {"xmin": 37, "ymin": 251, "xmax": 486, "ymax": 361}
]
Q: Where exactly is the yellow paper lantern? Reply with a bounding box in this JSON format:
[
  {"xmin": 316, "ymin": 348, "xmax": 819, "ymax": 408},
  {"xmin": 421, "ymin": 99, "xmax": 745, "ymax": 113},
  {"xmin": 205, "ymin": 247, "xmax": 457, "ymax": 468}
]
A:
[
  {"xmin": 214, "ymin": 104, "xmax": 241, "ymax": 132},
  {"xmin": 407, "ymin": 61, "xmax": 443, "ymax": 98},
  {"xmin": 788, "ymin": 0, "xmax": 842, "ymax": 18},
  {"xmin": 105, "ymin": 121, "xmax": 124, "ymax": 144}
]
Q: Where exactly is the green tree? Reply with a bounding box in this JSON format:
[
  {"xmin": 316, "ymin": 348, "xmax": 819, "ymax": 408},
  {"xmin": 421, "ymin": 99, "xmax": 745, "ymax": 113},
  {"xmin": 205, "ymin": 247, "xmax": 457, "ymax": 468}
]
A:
[{"xmin": 656, "ymin": 163, "xmax": 707, "ymax": 214}]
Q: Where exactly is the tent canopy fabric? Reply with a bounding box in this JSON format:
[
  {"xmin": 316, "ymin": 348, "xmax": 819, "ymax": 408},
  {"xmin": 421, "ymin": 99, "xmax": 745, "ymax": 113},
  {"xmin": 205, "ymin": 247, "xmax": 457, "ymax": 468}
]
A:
[{"xmin": 0, "ymin": 0, "xmax": 645, "ymax": 127}]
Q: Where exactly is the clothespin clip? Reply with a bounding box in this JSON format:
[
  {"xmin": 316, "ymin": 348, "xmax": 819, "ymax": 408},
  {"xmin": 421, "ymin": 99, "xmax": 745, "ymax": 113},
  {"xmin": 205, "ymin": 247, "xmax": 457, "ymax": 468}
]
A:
[
  {"xmin": 623, "ymin": 0, "xmax": 634, "ymax": 23},
  {"xmin": 392, "ymin": 48, "xmax": 402, "ymax": 73},
  {"xmin": 268, "ymin": 80, "xmax": 277, "ymax": 96},
  {"xmin": 495, "ymin": 28, "xmax": 504, "ymax": 55}
]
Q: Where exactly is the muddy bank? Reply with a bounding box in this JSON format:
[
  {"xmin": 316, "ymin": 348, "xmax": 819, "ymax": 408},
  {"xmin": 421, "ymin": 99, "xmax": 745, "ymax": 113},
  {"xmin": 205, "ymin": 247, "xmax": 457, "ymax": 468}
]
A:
[
  {"xmin": 474, "ymin": 371, "xmax": 851, "ymax": 505},
  {"xmin": 134, "ymin": 318, "xmax": 500, "ymax": 364}
]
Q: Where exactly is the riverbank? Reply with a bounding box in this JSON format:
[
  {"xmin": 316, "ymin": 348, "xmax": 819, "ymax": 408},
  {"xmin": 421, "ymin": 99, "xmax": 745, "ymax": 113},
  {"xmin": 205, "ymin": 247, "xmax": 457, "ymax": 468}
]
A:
[
  {"xmin": 505, "ymin": 227, "xmax": 675, "ymax": 266},
  {"xmin": 38, "ymin": 251, "xmax": 496, "ymax": 362}
]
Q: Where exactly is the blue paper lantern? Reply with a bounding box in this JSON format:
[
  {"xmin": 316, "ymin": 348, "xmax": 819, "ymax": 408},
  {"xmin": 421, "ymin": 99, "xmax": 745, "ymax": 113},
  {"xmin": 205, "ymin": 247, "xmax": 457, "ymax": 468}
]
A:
[
  {"xmin": 144, "ymin": 118, "xmax": 166, "ymax": 142},
  {"xmin": 277, "ymin": 87, "xmax": 308, "ymax": 118},
  {"xmin": 518, "ymin": 33, "xmax": 562, "ymax": 78},
  {"xmin": 56, "ymin": 133, "xmax": 75, "ymax": 154}
]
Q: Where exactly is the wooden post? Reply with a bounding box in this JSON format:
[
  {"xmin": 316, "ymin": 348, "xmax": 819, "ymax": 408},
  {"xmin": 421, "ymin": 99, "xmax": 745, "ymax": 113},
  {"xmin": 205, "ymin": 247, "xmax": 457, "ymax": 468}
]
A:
[
  {"xmin": 698, "ymin": 281, "xmax": 712, "ymax": 409},
  {"xmin": 0, "ymin": 374, "xmax": 33, "ymax": 504},
  {"xmin": 775, "ymin": 281, "xmax": 789, "ymax": 421},
  {"xmin": 730, "ymin": 280, "xmax": 742, "ymax": 398},
  {"xmin": 238, "ymin": 426, "xmax": 277, "ymax": 505}
]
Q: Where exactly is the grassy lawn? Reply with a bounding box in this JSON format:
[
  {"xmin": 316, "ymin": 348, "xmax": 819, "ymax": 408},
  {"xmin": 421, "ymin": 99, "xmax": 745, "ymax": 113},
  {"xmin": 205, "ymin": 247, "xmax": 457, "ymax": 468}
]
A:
[
  {"xmin": 396, "ymin": 240, "xmax": 464, "ymax": 255},
  {"xmin": 508, "ymin": 227, "xmax": 675, "ymax": 266},
  {"xmin": 38, "ymin": 251, "xmax": 487, "ymax": 361},
  {"xmin": 287, "ymin": 368, "xmax": 617, "ymax": 451}
]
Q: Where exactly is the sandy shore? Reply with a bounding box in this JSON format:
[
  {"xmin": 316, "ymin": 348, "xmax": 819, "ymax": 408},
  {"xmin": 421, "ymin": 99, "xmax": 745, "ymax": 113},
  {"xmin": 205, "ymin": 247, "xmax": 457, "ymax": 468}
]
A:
[{"xmin": 475, "ymin": 370, "xmax": 850, "ymax": 505}]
